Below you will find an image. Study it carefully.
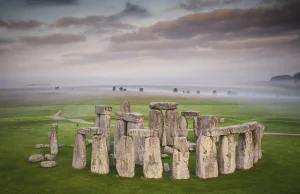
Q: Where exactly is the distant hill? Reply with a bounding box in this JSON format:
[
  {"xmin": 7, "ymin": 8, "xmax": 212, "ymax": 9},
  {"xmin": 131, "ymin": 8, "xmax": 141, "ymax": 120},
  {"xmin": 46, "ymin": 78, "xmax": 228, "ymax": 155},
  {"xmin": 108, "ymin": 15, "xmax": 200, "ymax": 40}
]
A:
[{"xmin": 270, "ymin": 75, "xmax": 293, "ymax": 81}]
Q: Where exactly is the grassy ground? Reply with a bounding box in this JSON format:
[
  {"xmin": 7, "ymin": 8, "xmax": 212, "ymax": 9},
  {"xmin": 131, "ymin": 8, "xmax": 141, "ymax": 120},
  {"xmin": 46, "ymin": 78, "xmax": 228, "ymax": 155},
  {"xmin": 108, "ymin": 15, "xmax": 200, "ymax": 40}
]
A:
[{"xmin": 0, "ymin": 93, "xmax": 300, "ymax": 194}]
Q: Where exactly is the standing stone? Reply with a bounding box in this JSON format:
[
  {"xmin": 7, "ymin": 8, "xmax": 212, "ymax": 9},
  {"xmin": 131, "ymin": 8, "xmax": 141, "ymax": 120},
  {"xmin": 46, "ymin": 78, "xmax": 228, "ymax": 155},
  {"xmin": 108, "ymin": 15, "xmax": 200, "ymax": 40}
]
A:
[
  {"xmin": 193, "ymin": 116, "xmax": 199, "ymax": 140},
  {"xmin": 196, "ymin": 135, "xmax": 218, "ymax": 179},
  {"xmin": 165, "ymin": 109, "xmax": 179, "ymax": 146},
  {"xmin": 236, "ymin": 131, "xmax": 254, "ymax": 170},
  {"xmin": 199, "ymin": 116, "xmax": 218, "ymax": 137},
  {"xmin": 143, "ymin": 137, "xmax": 163, "ymax": 179},
  {"xmin": 162, "ymin": 130, "xmax": 167, "ymax": 146},
  {"xmin": 259, "ymin": 124, "xmax": 264, "ymax": 160},
  {"xmin": 120, "ymin": 101, "xmax": 131, "ymax": 112},
  {"xmin": 114, "ymin": 120, "xmax": 126, "ymax": 159},
  {"xmin": 91, "ymin": 135, "xmax": 109, "ymax": 174},
  {"xmin": 100, "ymin": 114, "xmax": 111, "ymax": 152},
  {"xmin": 127, "ymin": 121, "xmax": 144, "ymax": 165},
  {"xmin": 94, "ymin": 114, "xmax": 100, "ymax": 127},
  {"xmin": 149, "ymin": 109, "xmax": 164, "ymax": 143},
  {"xmin": 178, "ymin": 116, "xmax": 188, "ymax": 137},
  {"xmin": 116, "ymin": 136, "xmax": 135, "ymax": 178},
  {"xmin": 218, "ymin": 135, "xmax": 236, "ymax": 174},
  {"xmin": 72, "ymin": 133, "xmax": 86, "ymax": 170},
  {"xmin": 252, "ymin": 126, "xmax": 261, "ymax": 164},
  {"xmin": 172, "ymin": 137, "xmax": 190, "ymax": 180},
  {"xmin": 50, "ymin": 124, "xmax": 58, "ymax": 155},
  {"xmin": 109, "ymin": 154, "xmax": 115, "ymax": 167}
]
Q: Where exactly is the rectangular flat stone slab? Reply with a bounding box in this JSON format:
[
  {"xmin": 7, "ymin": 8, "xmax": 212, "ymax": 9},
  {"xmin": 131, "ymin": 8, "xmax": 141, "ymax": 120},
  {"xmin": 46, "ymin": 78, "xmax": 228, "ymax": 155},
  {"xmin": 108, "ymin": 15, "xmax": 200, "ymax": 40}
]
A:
[
  {"xmin": 203, "ymin": 127, "xmax": 231, "ymax": 137},
  {"xmin": 116, "ymin": 111, "xmax": 143, "ymax": 123},
  {"xmin": 77, "ymin": 127, "xmax": 105, "ymax": 135},
  {"xmin": 181, "ymin": 111, "xmax": 200, "ymax": 117},
  {"xmin": 149, "ymin": 102, "xmax": 177, "ymax": 110},
  {"xmin": 228, "ymin": 124, "xmax": 250, "ymax": 134},
  {"xmin": 128, "ymin": 129, "xmax": 151, "ymax": 137},
  {"xmin": 244, "ymin": 122, "xmax": 260, "ymax": 131},
  {"xmin": 95, "ymin": 105, "xmax": 112, "ymax": 115}
]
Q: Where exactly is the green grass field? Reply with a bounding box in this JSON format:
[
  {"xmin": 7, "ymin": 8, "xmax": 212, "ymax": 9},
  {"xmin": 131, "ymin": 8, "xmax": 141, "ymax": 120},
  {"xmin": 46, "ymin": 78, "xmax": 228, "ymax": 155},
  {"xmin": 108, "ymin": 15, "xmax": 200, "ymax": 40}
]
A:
[{"xmin": 0, "ymin": 92, "xmax": 300, "ymax": 194}]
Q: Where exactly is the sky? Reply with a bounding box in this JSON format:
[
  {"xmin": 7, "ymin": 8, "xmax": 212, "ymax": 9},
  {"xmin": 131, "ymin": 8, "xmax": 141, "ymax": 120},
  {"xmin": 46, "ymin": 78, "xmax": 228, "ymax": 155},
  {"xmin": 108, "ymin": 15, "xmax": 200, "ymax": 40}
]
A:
[{"xmin": 0, "ymin": 0, "xmax": 299, "ymax": 87}]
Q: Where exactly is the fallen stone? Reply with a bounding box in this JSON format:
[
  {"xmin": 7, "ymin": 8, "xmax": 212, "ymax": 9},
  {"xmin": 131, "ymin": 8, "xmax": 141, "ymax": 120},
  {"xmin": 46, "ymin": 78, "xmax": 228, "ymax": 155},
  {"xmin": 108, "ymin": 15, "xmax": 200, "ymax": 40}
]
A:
[
  {"xmin": 196, "ymin": 136, "xmax": 218, "ymax": 179},
  {"xmin": 181, "ymin": 111, "xmax": 200, "ymax": 117},
  {"xmin": 172, "ymin": 137, "xmax": 190, "ymax": 180},
  {"xmin": 165, "ymin": 109, "xmax": 179, "ymax": 146},
  {"xmin": 35, "ymin": 144, "xmax": 50, "ymax": 148},
  {"xmin": 149, "ymin": 102, "xmax": 178, "ymax": 110},
  {"xmin": 116, "ymin": 111, "xmax": 143, "ymax": 123},
  {"xmin": 116, "ymin": 136, "xmax": 135, "ymax": 178},
  {"xmin": 164, "ymin": 146, "xmax": 174, "ymax": 154},
  {"xmin": 219, "ymin": 118, "xmax": 225, "ymax": 123},
  {"xmin": 188, "ymin": 142, "xmax": 196, "ymax": 152},
  {"xmin": 40, "ymin": 161, "xmax": 56, "ymax": 168},
  {"xmin": 100, "ymin": 114, "xmax": 111, "ymax": 152},
  {"xmin": 236, "ymin": 131, "xmax": 254, "ymax": 170},
  {"xmin": 29, "ymin": 154, "xmax": 44, "ymax": 163},
  {"xmin": 95, "ymin": 105, "xmax": 112, "ymax": 115},
  {"xmin": 143, "ymin": 137, "xmax": 163, "ymax": 179},
  {"xmin": 114, "ymin": 119, "xmax": 126, "ymax": 159},
  {"xmin": 45, "ymin": 154, "xmax": 56, "ymax": 161},
  {"xmin": 178, "ymin": 116, "xmax": 188, "ymax": 137},
  {"xmin": 148, "ymin": 109, "xmax": 164, "ymax": 143},
  {"xmin": 72, "ymin": 133, "xmax": 86, "ymax": 170},
  {"xmin": 120, "ymin": 101, "xmax": 130, "ymax": 112},
  {"xmin": 218, "ymin": 135, "xmax": 236, "ymax": 174},
  {"xmin": 50, "ymin": 124, "xmax": 58, "ymax": 155},
  {"xmin": 164, "ymin": 163, "xmax": 170, "ymax": 172},
  {"xmin": 91, "ymin": 135, "xmax": 109, "ymax": 174},
  {"xmin": 77, "ymin": 127, "xmax": 105, "ymax": 135},
  {"xmin": 128, "ymin": 129, "xmax": 151, "ymax": 137},
  {"xmin": 161, "ymin": 154, "xmax": 169, "ymax": 158}
]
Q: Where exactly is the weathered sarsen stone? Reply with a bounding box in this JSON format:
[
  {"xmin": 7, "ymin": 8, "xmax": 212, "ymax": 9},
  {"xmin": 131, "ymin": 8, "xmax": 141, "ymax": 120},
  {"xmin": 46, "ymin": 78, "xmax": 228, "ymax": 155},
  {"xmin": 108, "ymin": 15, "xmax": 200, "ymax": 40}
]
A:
[
  {"xmin": 29, "ymin": 154, "xmax": 44, "ymax": 163},
  {"xmin": 72, "ymin": 133, "xmax": 86, "ymax": 170},
  {"xmin": 95, "ymin": 105, "xmax": 112, "ymax": 115},
  {"xmin": 172, "ymin": 137, "xmax": 190, "ymax": 179},
  {"xmin": 91, "ymin": 135, "xmax": 109, "ymax": 174},
  {"xmin": 100, "ymin": 114, "xmax": 111, "ymax": 152},
  {"xmin": 40, "ymin": 161, "xmax": 56, "ymax": 168},
  {"xmin": 116, "ymin": 136, "xmax": 135, "ymax": 178},
  {"xmin": 116, "ymin": 112, "xmax": 143, "ymax": 123},
  {"xmin": 127, "ymin": 121, "xmax": 145, "ymax": 165},
  {"xmin": 149, "ymin": 102, "xmax": 178, "ymax": 110},
  {"xmin": 165, "ymin": 109, "xmax": 179, "ymax": 146},
  {"xmin": 128, "ymin": 129, "xmax": 151, "ymax": 137},
  {"xmin": 120, "ymin": 101, "xmax": 130, "ymax": 112},
  {"xmin": 218, "ymin": 135, "xmax": 236, "ymax": 174},
  {"xmin": 196, "ymin": 135, "xmax": 218, "ymax": 179},
  {"xmin": 181, "ymin": 111, "xmax": 200, "ymax": 117},
  {"xmin": 77, "ymin": 127, "xmax": 104, "ymax": 135},
  {"xmin": 193, "ymin": 116, "xmax": 200, "ymax": 140},
  {"xmin": 148, "ymin": 109, "xmax": 164, "ymax": 143},
  {"xmin": 236, "ymin": 131, "xmax": 254, "ymax": 170},
  {"xmin": 94, "ymin": 114, "xmax": 100, "ymax": 127},
  {"xmin": 50, "ymin": 124, "xmax": 58, "ymax": 155},
  {"xmin": 143, "ymin": 137, "xmax": 163, "ymax": 179},
  {"xmin": 114, "ymin": 120, "xmax": 126, "ymax": 159},
  {"xmin": 178, "ymin": 116, "xmax": 188, "ymax": 137}
]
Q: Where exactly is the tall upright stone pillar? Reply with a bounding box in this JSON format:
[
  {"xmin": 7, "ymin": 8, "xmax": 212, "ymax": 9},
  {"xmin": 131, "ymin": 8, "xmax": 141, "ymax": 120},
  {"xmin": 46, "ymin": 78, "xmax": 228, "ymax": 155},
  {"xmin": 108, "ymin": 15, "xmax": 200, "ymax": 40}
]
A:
[
  {"xmin": 72, "ymin": 133, "xmax": 86, "ymax": 170},
  {"xmin": 114, "ymin": 119, "xmax": 126, "ymax": 159},
  {"xmin": 193, "ymin": 116, "xmax": 199, "ymax": 140},
  {"xmin": 219, "ymin": 135, "xmax": 236, "ymax": 174},
  {"xmin": 50, "ymin": 124, "xmax": 58, "ymax": 155},
  {"xmin": 165, "ymin": 109, "xmax": 179, "ymax": 146},
  {"xmin": 91, "ymin": 135, "xmax": 109, "ymax": 174},
  {"xmin": 237, "ymin": 131, "xmax": 254, "ymax": 170},
  {"xmin": 149, "ymin": 109, "xmax": 164, "ymax": 144},
  {"xmin": 178, "ymin": 115, "xmax": 188, "ymax": 137},
  {"xmin": 172, "ymin": 137, "xmax": 190, "ymax": 179},
  {"xmin": 120, "ymin": 101, "xmax": 131, "ymax": 112},
  {"xmin": 116, "ymin": 136, "xmax": 135, "ymax": 178},
  {"xmin": 95, "ymin": 105, "xmax": 112, "ymax": 152}
]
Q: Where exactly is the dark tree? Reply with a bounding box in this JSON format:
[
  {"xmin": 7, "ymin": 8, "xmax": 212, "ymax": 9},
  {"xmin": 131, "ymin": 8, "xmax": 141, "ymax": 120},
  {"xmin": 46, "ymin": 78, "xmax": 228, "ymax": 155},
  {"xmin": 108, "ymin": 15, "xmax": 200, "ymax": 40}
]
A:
[
  {"xmin": 197, "ymin": 90, "xmax": 200, "ymax": 94},
  {"xmin": 119, "ymin": 87, "xmax": 123, "ymax": 91},
  {"xmin": 182, "ymin": 91, "xmax": 185, "ymax": 93},
  {"xmin": 139, "ymin": 88, "xmax": 144, "ymax": 92},
  {"xmin": 123, "ymin": 88, "xmax": 127, "ymax": 91},
  {"xmin": 213, "ymin": 90, "xmax": 217, "ymax": 95},
  {"xmin": 112, "ymin": 86, "xmax": 116, "ymax": 91},
  {"xmin": 293, "ymin": 72, "xmax": 300, "ymax": 85},
  {"xmin": 186, "ymin": 91, "xmax": 190, "ymax": 94},
  {"xmin": 173, "ymin": 88, "xmax": 178, "ymax": 93},
  {"xmin": 227, "ymin": 90, "xmax": 238, "ymax": 96}
]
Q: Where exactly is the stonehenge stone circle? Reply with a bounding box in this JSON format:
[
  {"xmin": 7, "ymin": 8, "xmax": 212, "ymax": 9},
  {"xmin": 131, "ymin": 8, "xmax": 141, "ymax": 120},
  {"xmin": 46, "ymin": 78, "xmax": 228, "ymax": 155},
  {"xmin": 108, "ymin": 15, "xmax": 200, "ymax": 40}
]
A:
[
  {"xmin": 40, "ymin": 161, "xmax": 56, "ymax": 168},
  {"xmin": 29, "ymin": 154, "xmax": 44, "ymax": 163},
  {"xmin": 165, "ymin": 109, "xmax": 179, "ymax": 146},
  {"xmin": 218, "ymin": 135, "xmax": 236, "ymax": 174},
  {"xmin": 172, "ymin": 137, "xmax": 190, "ymax": 180},
  {"xmin": 120, "ymin": 101, "xmax": 131, "ymax": 112},
  {"xmin": 178, "ymin": 115, "xmax": 188, "ymax": 137},
  {"xmin": 91, "ymin": 135, "xmax": 109, "ymax": 174},
  {"xmin": 72, "ymin": 133, "xmax": 86, "ymax": 170},
  {"xmin": 116, "ymin": 136, "xmax": 135, "ymax": 178},
  {"xmin": 148, "ymin": 109, "xmax": 164, "ymax": 143},
  {"xmin": 196, "ymin": 135, "xmax": 218, "ymax": 179},
  {"xmin": 50, "ymin": 124, "xmax": 58, "ymax": 155},
  {"xmin": 114, "ymin": 120, "xmax": 126, "ymax": 159},
  {"xmin": 143, "ymin": 137, "xmax": 163, "ymax": 179}
]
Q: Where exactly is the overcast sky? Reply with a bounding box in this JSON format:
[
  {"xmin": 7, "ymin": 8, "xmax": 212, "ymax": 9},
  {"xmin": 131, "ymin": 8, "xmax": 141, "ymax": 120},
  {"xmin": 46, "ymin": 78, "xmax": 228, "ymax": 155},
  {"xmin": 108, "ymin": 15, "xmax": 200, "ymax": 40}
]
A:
[{"xmin": 0, "ymin": 0, "xmax": 299, "ymax": 87}]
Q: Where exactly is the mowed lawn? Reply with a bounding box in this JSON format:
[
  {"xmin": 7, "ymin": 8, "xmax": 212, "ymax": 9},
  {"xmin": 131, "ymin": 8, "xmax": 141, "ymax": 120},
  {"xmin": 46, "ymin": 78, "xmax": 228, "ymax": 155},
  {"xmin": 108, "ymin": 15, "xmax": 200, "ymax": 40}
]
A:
[{"xmin": 0, "ymin": 94, "xmax": 300, "ymax": 194}]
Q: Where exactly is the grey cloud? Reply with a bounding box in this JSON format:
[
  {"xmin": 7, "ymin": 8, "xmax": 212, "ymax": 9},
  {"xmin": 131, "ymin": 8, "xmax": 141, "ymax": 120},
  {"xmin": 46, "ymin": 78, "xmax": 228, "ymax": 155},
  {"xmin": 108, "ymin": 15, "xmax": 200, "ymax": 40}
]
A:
[
  {"xmin": 178, "ymin": 0, "xmax": 240, "ymax": 10},
  {"xmin": 0, "ymin": 19, "xmax": 44, "ymax": 29},
  {"xmin": 109, "ymin": 2, "xmax": 149, "ymax": 20},
  {"xmin": 20, "ymin": 33, "xmax": 86, "ymax": 45},
  {"xmin": 25, "ymin": 0, "xmax": 77, "ymax": 5}
]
